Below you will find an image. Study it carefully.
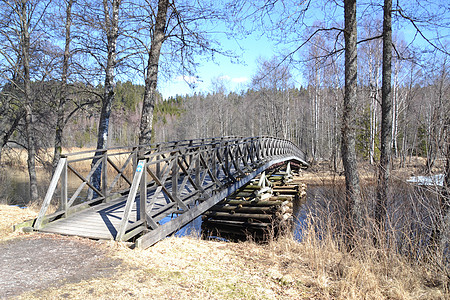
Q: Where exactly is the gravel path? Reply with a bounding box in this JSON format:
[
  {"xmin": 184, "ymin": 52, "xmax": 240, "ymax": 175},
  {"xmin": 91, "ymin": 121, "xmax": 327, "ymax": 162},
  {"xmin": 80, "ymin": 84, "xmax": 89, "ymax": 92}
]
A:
[{"xmin": 0, "ymin": 234, "xmax": 120, "ymax": 298}]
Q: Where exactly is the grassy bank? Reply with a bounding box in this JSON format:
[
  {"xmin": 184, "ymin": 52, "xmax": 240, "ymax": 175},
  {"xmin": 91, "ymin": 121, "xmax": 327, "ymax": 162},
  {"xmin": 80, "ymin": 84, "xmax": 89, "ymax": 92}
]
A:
[
  {"xmin": 1, "ymin": 205, "xmax": 447, "ymax": 299},
  {"xmin": 0, "ymin": 205, "xmax": 37, "ymax": 242}
]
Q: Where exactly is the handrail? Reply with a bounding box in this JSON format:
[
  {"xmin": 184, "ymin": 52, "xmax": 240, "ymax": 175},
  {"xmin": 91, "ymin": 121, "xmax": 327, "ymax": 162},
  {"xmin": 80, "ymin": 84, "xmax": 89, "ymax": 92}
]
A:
[
  {"xmin": 115, "ymin": 136, "xmax": 308, "ymax": 243},
  {"xmin": 34, "ymin": 136, "xmax": 308, "ymax": 232}
]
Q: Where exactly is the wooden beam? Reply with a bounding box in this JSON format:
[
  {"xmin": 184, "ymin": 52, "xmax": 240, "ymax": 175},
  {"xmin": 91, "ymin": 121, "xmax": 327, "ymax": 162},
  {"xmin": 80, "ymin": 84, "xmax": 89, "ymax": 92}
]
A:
[
  {"xmin": 35, "ymin": 157, "xmax": 67, "ymax": 229},
  {"xmin": 116, "ymin": 159, "xmax": 145, "ymax": 241}
]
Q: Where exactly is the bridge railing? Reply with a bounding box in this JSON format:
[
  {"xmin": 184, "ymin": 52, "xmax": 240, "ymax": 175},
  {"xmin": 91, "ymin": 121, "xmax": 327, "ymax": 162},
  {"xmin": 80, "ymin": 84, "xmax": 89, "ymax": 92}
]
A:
[
  {"xmin": 114, "ymin": 136, "xmax": 308, "ymax": 243},
  {"xmin": 33, "ymin": 136, "xmax": 307, "ymax": 234},
  {"xmin": 33, "ymin": 136, "xmax": 243, "ymax": 229}
]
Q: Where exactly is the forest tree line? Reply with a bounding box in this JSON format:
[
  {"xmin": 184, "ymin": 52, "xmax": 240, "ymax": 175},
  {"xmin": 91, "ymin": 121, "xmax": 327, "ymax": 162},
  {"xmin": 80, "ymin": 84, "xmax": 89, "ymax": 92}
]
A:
[{"xmin": 4, "ymin": 42, "xmax": 445, "ymax": 174}]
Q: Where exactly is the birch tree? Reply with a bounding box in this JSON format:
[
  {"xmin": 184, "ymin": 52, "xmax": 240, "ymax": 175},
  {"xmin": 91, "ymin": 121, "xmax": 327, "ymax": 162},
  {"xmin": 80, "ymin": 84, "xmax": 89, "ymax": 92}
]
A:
[
  {"xmin": 52, "ymin": 0, "xmax": 74, "ymax": 169},
  {"xmin": 138, "ymin": 0, "xmax": 169, "ymax": 145},
  {"xmin": 80, "ymin": 0, "xmax": 122, "ymax": 193}
]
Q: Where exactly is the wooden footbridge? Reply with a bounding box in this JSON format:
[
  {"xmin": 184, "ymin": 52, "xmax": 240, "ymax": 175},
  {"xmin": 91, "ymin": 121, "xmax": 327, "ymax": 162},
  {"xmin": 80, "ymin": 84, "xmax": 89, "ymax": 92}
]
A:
[{"xmin": 23, "ymin": 136, "xmax": 308, "ymax": 248}]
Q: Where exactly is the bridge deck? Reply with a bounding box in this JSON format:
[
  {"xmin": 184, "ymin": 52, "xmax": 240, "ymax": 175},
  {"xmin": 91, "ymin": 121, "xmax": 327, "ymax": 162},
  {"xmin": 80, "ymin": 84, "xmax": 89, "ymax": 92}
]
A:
[
  {"xmin": 40, "ymin": 177, "xmax": 210, "ymax": 240},
  {"xmin": 40, "ymin": 198, "xmax": 130, "ymax": 240}
]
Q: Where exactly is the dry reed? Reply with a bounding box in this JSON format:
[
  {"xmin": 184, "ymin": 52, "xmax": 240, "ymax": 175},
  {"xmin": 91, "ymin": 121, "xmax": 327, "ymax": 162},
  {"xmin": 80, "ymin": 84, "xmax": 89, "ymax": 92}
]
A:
[{"xmin": 0, "ymin": 205, "xmax": 37, "ymax": 241}]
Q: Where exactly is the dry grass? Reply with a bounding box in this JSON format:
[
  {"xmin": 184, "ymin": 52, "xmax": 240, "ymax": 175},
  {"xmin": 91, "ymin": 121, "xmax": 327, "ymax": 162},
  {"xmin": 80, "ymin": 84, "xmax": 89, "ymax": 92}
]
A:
[
  {"xmin": 1, "ymin": 155, "xmax": 448, "ymax": 299},
  {"xmin": 12, "ymin": 231, "xmax": 448, "ymax": 299},
  {"xmin": 14, "ymin": 236, "xmax": 315, "ymax": 300},
  {"xmin": 0, "ymin": 205, "xmax": 37, "ymax": 242},
  {"xmin": 294, "ymin": 228, "xmax": 447, "ymax": 299},
  {"xmin": 0, "ymin": 200, "xmax": 446, "ymax": 299},
  {"xmin": 296, "ymin": 156, "xmax": 445, "ymax": 186}
]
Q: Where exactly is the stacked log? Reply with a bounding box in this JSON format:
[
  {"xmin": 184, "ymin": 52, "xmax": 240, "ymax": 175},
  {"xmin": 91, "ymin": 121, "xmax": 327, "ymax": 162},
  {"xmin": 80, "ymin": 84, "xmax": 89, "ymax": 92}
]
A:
[{"xmin": 201, "ymin": 172, "xmax": 307, "ymax": 242}]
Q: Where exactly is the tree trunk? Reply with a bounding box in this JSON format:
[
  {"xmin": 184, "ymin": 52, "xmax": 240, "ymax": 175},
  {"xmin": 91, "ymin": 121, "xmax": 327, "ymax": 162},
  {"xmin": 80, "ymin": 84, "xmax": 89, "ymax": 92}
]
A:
[
  {"xmin": 138, "ymin": 0, "xmax": 169, "ymax": 145},
  {"xmin": 440, "ymin": 117, "xmax": 449, "ymax": 265},
  {"xmin": 342, "ymin": 0, "xmax": 362, "ymax": 235},
  {"xmin": 91, "ymin": 0, "xmax": 121, "ymax": 194},
  {"xmin": 0, "ymin": 106, "xmax": 23, "ymax": 162},
  {"xmin": 20, "ymin": 0, "xmax": 39, "ymax": 203},
  {"xmin": 376, "ymin": 0, "xmax": 393, "ymax": 232},
  {"xmin": 53, "ymin": 0, "xmax": 73, "ymax": 171}
]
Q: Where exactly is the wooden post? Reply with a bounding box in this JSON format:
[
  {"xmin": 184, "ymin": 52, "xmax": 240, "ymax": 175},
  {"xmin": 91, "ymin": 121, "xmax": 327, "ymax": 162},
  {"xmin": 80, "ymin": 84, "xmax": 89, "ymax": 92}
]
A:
[
  {"xmin": 132, "ymin": 146, "xmax": 138, "ymax": 173},
  {"xmin": 195, "ymin": 153, "xmax": 201, "ymax": 190},
  {"xmin": 224, "ymin": 144, "xmax": 230, "ymax": 179},
  {"xmin": 293, "ymin": 183, "xmax": 307, "ymax": 224},
  {"xmin": 61, "ymin": 157, "xmax": 68, "ymax": 214},
  {"xmin": 102, "ymin": 150, "xmax": 108, "ymax": 200},
  {"xmin": 156, "ymin": 145, "xmax": 161, "ymax": 178},
  {"xmin": 172, "ymin": 155, "xmax": 179, "ymax": 204},
  {"xmin": 140, "ymin": 159, "xmax": 147, "ymax": 222},
  {"xmin": 116, "ymin": 159, "xmax": 145, "ymax": 241},
  {"xmin": 34, "ymin": 157, "xmax": 67, "ymax": 229}
]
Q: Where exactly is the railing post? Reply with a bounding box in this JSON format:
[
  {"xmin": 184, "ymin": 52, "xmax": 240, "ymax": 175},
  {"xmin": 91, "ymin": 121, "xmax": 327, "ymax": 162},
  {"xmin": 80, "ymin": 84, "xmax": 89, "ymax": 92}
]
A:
[
  {"xmin": 156, "ymin": 144, "xmax": 161, "ymax": 178},
  {"xmin": 132, "ymin": 146, "xmax": 138, "ymax": 172},
  {"xmin": 117, "ymin": 159, "xmax": 146, "ymax": 241},
  {"xmin": 61, "ymin": 157, "xmax": 68, "ymax": 214},
  {"xmin": 140, "ymin": 159, "xmax": 147, "ymax": 222},
  {"xmin": 102, "ymin": 150, "xmax": 108, "ymax": 200},
  {"xmin": 172, "ymin": 154, "xmax": 179, "ymax": 204},
  {"xmin": 224, "ymin": 142, "xmax": 230, "ymax": 178},
  {"xmin": 214, "ymin": 146, "xmax": 219, "ymax": 181},
  {"xmin": 34, "ymin": 157, "xmax": 67, "ymax": 229},
  {"xmin": 195, "ymin": 152, "xmax": 201, "ymax": 189}
]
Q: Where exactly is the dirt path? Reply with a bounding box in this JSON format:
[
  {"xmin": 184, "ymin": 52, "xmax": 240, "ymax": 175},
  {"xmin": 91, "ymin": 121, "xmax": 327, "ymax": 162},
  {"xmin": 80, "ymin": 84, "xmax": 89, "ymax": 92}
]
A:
[{"xmin": 0, "ymin": 234, "xmax": 121, "ymax": 298}]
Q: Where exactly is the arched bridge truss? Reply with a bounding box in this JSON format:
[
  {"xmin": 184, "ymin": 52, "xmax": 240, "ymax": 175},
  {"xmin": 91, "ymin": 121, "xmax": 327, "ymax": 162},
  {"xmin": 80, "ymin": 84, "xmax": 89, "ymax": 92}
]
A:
[{"xmin": 30, "ymin": 136, "xmax": 308, "ymax": 248}]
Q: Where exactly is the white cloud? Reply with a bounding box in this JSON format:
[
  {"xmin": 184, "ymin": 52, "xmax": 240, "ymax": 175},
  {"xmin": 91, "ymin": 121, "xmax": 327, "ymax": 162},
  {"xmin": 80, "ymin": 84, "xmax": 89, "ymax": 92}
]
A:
[
  {"xmin": 218, "ymin": 75, "xmax": 231, "ymax": 81},
  {"xmin": 231, "ymin": 77, "xmax": 249, "ymax": 83}
]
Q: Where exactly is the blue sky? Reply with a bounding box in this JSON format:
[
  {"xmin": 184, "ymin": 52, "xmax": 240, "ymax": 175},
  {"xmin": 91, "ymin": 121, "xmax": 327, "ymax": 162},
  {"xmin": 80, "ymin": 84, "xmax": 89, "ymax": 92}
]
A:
[
  {"xmin": 157, "ymin": 1, "xmax": 449, "ymax": 99},
  {"xmin": 158, "ymin": 33, "xmax": 280, "ymax": 98}
]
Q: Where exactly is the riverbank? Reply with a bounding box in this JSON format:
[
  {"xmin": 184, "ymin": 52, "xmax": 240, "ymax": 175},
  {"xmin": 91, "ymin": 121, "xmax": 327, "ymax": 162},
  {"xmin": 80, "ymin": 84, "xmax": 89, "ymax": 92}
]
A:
[
  {"xmin": 0, "ymin": 204, "xmax": 447, "ymax": 299},
  {"xmin": 294, "ymin": 156, "xmax": 446, "ymax": 185}
]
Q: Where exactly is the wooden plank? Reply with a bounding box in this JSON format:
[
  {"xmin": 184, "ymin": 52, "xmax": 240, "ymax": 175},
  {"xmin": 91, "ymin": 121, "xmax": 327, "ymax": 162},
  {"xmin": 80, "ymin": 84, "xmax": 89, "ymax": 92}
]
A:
[
  {"xmin": 204, "ymin": 211, "xmax": 272, "ymax": 221},
  {"xmin": 116, "ymin": 160, "xmax": 145, "ymax": 241},
  {"xmin": 42, "ymin": 222, "xmax": 115, "ymax": 232},
  {"xmin": 61, "ymin": 159, "xmax": 68, "ymax": 212},
  {"xmin": 35, "ymin": 157, "xmax": 67, "ymax": 229},
  {"xmin": 42, "ymin": 225, "xmax": 115, "ymax": 236},
  {"xmin": 40, "ymin": 230, "xmax": 111, "ymax": 239}
]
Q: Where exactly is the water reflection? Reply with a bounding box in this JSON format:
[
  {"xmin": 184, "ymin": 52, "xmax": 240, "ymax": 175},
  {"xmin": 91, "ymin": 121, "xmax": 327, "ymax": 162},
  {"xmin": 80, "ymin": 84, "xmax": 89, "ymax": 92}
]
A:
[{"xmin": 1, "ymin": 167, "xmax": 85, "ymax": 206}]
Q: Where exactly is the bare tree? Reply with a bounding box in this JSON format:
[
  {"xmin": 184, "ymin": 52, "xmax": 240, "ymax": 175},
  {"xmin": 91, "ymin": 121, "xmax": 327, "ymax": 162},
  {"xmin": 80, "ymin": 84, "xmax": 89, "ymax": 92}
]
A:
[
  {"xmin": 80, "ymin": 0, "xmax": 122, "ymax": 193},
  {"xmin": 251, "ymin": 56, "xmax": 294, "ymax": 139},
  {"xmin": 136, "ymin": 0, "xmax": 228, "ymax": 144},
  {"xmin": 138, "ymin": 0, "xmax": 169, "ymax": 145},
  {"xmin": 96, "ymin": 0, "xmax": 121, "ymax": 151},
  {"xmin": 52, "ymin": 0, "xmax": 74, "ymax": 169},
  {"xmin": 376, "ymin": 0, "xmax": 393, "ymax": 232},
  {"xmin": 2, "ymin": 0, "xmax": 46, "ymax": 203},
  {"xmin": 359, "ymin": 19, "xmax": 382, "ymax": 165},
  {"xmin": 443, "ymin": 117, "xmax": 449, "ymax": 256},
  {"xmin": 342, "ymin": 0, "xmax": 362, "ymax": 231}
]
